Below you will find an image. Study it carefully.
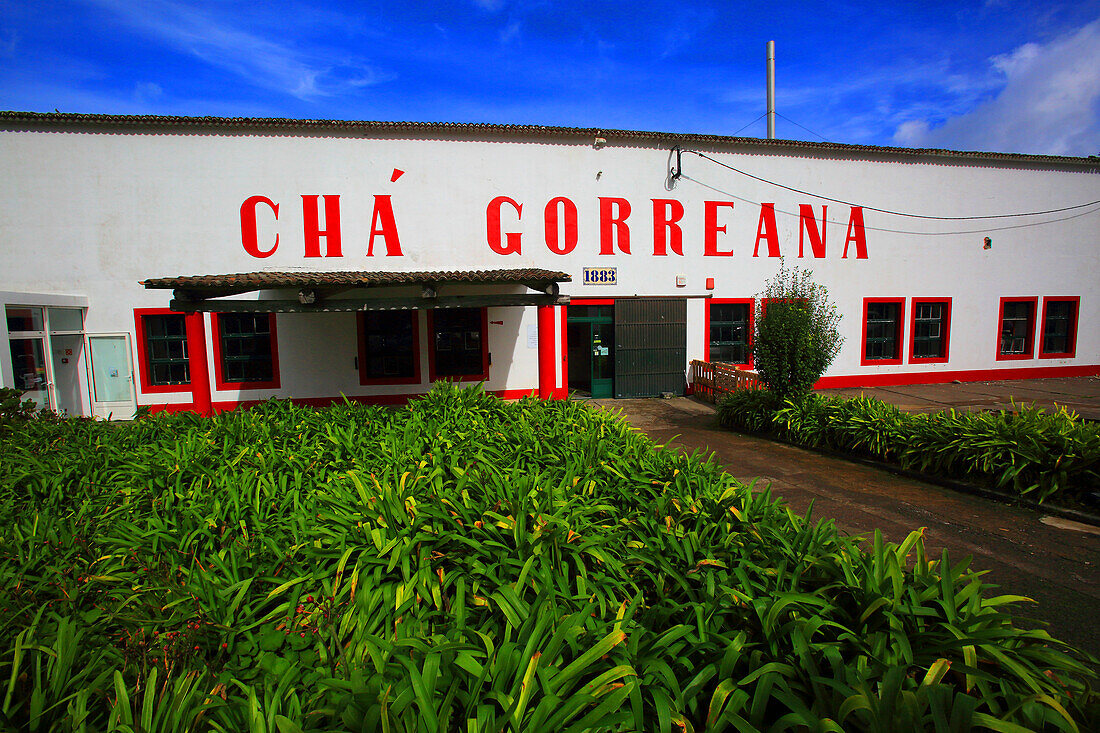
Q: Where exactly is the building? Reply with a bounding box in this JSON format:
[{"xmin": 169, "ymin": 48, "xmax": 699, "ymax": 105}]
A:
[{"xmin": 1, "ymin": 111, "xmax": 1097, "ymax": 418}]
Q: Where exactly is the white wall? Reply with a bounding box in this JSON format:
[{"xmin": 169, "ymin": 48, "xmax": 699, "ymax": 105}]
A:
[{"xmin": 1, "ymin": 124, "xmax": 1097, "ymax": 408}]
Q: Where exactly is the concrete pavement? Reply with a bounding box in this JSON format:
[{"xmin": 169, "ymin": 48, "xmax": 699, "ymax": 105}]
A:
[{"xmin": 591, "ymin": 393, "xmax": 1100, "ymax": 661}]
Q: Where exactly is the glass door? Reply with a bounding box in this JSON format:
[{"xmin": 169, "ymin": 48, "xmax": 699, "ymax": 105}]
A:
[
  {"xmin": 566, "ymin": 304, "xmax": 614, "ymax": 398},
  {"xmin": 86, "ymin": 334, "xmax": 136, "ymax": 419}
]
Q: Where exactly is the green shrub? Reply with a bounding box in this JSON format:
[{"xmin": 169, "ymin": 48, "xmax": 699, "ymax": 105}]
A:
[
  {"xmin": 751, "ymin": 261, "xmax": 843, "ymax": 402},
  {"xmin": 0, "ymin": 383, "xmax": 1096, "ymax": 730},
  {"xmin": 719, "ymin": 391, "xmax": 1100, "ymax": 505}
]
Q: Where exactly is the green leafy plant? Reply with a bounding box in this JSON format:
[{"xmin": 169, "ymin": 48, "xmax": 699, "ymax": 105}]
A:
[
  {"xmin": 1, "ymin": 383, "xmax": 1096, "ymax": 730},
  {"xmin": 718, "ymin": 391, "xmax": 1100, "ymax": 506},
  {"xmin": 751, "ymin": 260, "xmax": 843, "ymax": 402}
]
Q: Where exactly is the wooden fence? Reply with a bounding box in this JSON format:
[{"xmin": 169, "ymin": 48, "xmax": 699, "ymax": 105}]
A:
[{"xmin": 690, "ymin": 360, "xmax": 763, "ymax": 403}]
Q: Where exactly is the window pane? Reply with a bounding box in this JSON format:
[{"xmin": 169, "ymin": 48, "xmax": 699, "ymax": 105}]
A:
[
  {"xmin": 865, "ymin": 302, "xmax": 899, "ymax": 360},
  {"xmin": 708, "ymin": 303, "xmax": 749, "ymax": 365},
  {"xmin": 1000, "ymin": 301, "xmax": 1033, "ymax": 355},
  {"xmin": 218, "ymin": 314, "xmax": 274, "ymax": 384},
  {"xmin": 6, "ymin": 306, "xmax": 44, "ymax": 332},
  {"xmin": 363, "ymin": 311, "xmax": 416, "ymax": 379},
  {"xmin": 1041, "ymin": 300, "xmax": 1075, "ymax": 355},
  {"xmin": 433, "ymin": 308, "xmax": 483, "ymax": 377},
  {"xmin": 48, "ymin": 308, "xmax": 84, "ymax": 332},
  {"xmin": 142, "ymin": 314, "xmax": 190, "ymax": 386}
]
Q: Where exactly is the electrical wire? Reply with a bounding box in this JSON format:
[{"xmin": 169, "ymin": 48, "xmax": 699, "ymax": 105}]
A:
[
  {"xmin": 677, "ymin": 172, "xmax": 1100, "ymax": 235},
  {"xmin": 773, "ymin": 113, "xmax": 830, "ymax": 142},
  {"xmin": 731, "ymin": 113, "xmax": 768, "ymax": 137},
  {"xmin": 682, "ymin": 149, "xmax": 1100, "ymax": 221}
]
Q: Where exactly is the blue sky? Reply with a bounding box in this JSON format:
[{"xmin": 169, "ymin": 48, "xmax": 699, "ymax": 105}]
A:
[{"xmin": 2, "ymin": 1, "xmax": 1099, "ymax": 156}]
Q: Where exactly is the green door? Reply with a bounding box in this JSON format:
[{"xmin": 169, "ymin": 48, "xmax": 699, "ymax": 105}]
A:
[{"xmin": 567, "ymin": 305, "xmax": 614, "ymax": 398}]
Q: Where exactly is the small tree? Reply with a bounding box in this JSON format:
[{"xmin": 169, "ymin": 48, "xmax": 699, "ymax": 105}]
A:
[{"xmin": 751, "ymin": 260, "xmax": 843, "ymax": 403}]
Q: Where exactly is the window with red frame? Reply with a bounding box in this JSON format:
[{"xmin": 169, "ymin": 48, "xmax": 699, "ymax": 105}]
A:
[
  {"xmin": 998, "ymin": 299, "xmax": 1036, "ymax": 358},
  {"xmin": 358, "ymin": 311, "xmax": 420, "ymax": 383},
  {"xmin": 216, "ymin": 313, "xmax": 277, "ymax": 385},
  {"xmin": 707, "ymin": 301, "xmax": 752, "ymax": 365},
  {"xmin": 1040, "ymin": 298, "xmax": 1078, "ymax": 357},
  {"xmin": 142, "ymin": 313, "xmax": 190, "ymax": 386},
  {"xmin": 910, "ymin": 300, "xmax": 950, "ymax": 362},
  {"xmin": 430, "ymin": 308, "xmax": 487, "ymax": 380},
  {"xmin": 863, "ymin": 300, "xmax": 903, "ymax": 363}
]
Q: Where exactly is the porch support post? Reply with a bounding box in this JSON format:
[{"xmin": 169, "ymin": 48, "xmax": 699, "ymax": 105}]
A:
[
  {"xmin": 185, "ymin": 311, "xmax": 212, "ymax": 417},
  {"xmin": 537, "ymin": 305, "xmax": 556, "ymax": 400}
]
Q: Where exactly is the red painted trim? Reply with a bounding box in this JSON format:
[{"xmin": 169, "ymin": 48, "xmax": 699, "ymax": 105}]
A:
[
  {"xmin": 185, "ymin": 312, "xmax": 212, "ymax": 417},
  {"xmin": 356, "ymin": 311, "xmax": 422, "ymax": 385},
  {"xmin": 426, "ymin": 307, "xmax": 490, "ymax": 382},
  {"xmin": 860, "ymin": 297, "xmax": 905, "ymax": 366},
  {"xmin": 703, "ymin": 298, "xmax": 754, "ymax": 368},
  {"xmin": 537, "ymin": 305, "xmax": 556, "ymax": 399},
  {"xmin": 908, "ymin": 297, "xmax": 952, "ymax": 364},
  {"xmin": 995, "ymin": 296, "xmax": 1038, "ymax": 361},
  {"xmin": 210, "ymin": 312, "xmax": 281, "ymax": 391},
  {"xmin": 570, "ymin": 298, "xmax": 615, "ymax": 306},
  {"xmin": 133, "ymin": 308, "xmax": 191, "ymax": 394},
  {"xmin": 1038, "ymin": 296, "xmax": 1080, "ymax": 359},
  {"xmin": 814, "ymin": 363, "xmax": 1100, "ymax": 390},
  {"xmin": 559, "ymin": 305, "xmax": 567, "ymax": 398}
]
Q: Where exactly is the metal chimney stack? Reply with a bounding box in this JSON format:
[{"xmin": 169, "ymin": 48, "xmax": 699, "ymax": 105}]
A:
[{"xmin": 767, "ymin": 41, "xmax": 776, "ymax": 140}]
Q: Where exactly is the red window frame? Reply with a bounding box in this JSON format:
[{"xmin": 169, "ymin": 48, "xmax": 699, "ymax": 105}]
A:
[
  {"xmin": 1038, "ymin": 296, "xmax": 1080, "ymax": 359},
  {"xmin": 427, "ymin": 307, "xmax": 490, "ymax": 382},
  {"xmin": 908, "ymin": 298, "xmax": 952, "ymax": 364},
  {"xmin": 860, "ymin": 297, "xmax": 905, "ymax": 366},
  {"xmin": 995, "ymin": 297, "xmax": 1038, "ymax": 361},
  {"xmin": 357, "ymin": 311, "xmax": 422, "ymax": 385},
  {"xmin": 704, "ymin": 298, "xmax": 754, "ymax": 367},
  {"xmin": 134, "ymin": 308, "xmax": 193, "ymax": 394},
  {"xmin": 210, "ymin": 312, "xmax": 281, "ymax": 390}
]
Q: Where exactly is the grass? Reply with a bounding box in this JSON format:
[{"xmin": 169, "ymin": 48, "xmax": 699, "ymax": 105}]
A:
[{"xmin": 1, "ymin": 382, "xmax": 1097, "ymax": 731}]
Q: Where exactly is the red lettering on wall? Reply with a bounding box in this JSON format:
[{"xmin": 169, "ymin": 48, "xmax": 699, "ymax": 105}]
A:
[
  {"xmin": 544, "ymin": 197, "xmax": 578, "ymax": 255},
  {"xmin": 798, "ymin": 204, "xmax": 827, "ymax": 258},
  {"xmin": 302, "ymin": 195, "xmax": 342, "ymax": 258},
  {"xmin": 843, "ymin": 206, "xmax": 868, "ymax": 259},
  {"xmin": 652, "ymin": 199, "xmax": 684, "ymax": 256},
  {"xmin": 753, "ymin": 203, "xmax": 780, "ymax": 257},
  {"xmin": 366, "ymin": 195, "xmax": 403, "ymax": 256},
  {"xmin": 487, "ymin": 196, "xmax": 523, "ymax": 255},
  {"xmin": 599, "ymin": 197, "xmax": 631, "ymax": 255},
  {"xmin": 241, "ymin": 195, "xmax": 279, "ymax": 258},
  {"xmin": 704, "ymin": 201, "xmax": 736, "ymax": 257}
]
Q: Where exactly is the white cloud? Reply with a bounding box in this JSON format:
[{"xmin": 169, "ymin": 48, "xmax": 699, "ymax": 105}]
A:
[
  {"xmin": 85, "ymin": 0, "xmax": 392, "ymax": 100},
  {"xmin": 894, "ymin": 18, "xmax": 1100, "ymax": 156}
]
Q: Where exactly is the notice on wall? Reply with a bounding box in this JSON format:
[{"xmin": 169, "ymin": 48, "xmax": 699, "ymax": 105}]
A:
[
  {"xmin": 583, "ymin": 267, "xmax": 617, "ymax": 285},
  {"xmin": 527, "ymin": 324, "xmax": 538, "ymax": 348}
]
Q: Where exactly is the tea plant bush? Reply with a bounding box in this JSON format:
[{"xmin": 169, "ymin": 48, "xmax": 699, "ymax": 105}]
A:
[
  {"xmin": 1, "ymin": 383, "xmax": 1097, "ymax": 731},
  {"xmin": 752, "ymin": 262, "xmax": 843, "ymax": 403},
  {"xmin": 718, "ymin": 390, "xmax": 1100, "ymax": 506}
]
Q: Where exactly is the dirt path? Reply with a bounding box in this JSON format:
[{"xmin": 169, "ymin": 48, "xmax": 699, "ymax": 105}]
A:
[{"xmin": 595, "ymin": 397, "xmax": 1100, "ymax": 661}]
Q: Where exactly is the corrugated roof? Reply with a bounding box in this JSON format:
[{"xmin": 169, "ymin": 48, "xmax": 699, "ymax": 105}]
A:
[
  {"xmin": 4, "ymin": 110, "xmax": 1098, "ymax": 169},
  {"xmin": 142, "ymin": 269, "xmax": 571, "ymax": 290}
]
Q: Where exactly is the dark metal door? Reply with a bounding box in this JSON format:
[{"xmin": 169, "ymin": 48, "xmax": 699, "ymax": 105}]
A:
[{"xmin": 614, "ymin": 299, "xmax": 687, "ymax": 398}]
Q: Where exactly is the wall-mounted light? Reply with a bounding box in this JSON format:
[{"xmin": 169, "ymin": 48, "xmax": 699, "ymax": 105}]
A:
[
  {"xmin": 984, "ymin": 237, "xmax": 992, "ymax": 250},
  {"xmin": 593, "ymin": 137, "xmax": 607, "ymax": 149}
]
